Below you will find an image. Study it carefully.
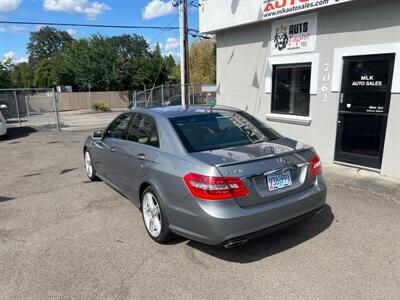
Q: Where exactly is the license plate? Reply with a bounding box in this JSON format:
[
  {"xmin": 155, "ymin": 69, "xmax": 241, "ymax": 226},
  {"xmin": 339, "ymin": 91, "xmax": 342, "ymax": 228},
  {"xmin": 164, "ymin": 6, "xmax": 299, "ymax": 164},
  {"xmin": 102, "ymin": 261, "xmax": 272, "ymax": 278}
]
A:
[{"xmin": 267, "ymin": 170, "xmax": 292, "ymax": 191}]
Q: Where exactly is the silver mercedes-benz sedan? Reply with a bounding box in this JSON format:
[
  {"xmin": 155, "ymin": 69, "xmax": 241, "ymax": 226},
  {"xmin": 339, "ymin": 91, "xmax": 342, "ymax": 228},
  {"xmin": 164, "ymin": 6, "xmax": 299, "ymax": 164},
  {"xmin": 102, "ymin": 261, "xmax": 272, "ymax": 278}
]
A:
[{"xmin": 83, "ymin": 105, "xmax": 327, "ymax": 247}]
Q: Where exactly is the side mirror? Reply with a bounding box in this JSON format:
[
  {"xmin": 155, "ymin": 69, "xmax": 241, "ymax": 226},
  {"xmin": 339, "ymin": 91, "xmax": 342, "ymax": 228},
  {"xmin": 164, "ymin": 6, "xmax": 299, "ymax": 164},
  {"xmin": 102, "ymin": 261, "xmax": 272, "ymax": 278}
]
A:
[
  {"xmin": 0, "ymin": 104, "xmax": 7, "ymax": 110},
  {"xmin": 92, "ymin": 129, "xmax": 104, "ymax": 140}
]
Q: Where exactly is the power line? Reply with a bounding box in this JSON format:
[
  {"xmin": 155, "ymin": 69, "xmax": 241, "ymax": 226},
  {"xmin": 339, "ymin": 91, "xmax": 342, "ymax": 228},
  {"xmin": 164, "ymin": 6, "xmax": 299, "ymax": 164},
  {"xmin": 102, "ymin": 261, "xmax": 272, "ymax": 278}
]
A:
[
  {"xmin": 147, "ymin": 14, "xmax": 179, "ymax": 46},
  {"xmin": 0, "ymin": 20, "xmax": 199, "ymax": 33}
]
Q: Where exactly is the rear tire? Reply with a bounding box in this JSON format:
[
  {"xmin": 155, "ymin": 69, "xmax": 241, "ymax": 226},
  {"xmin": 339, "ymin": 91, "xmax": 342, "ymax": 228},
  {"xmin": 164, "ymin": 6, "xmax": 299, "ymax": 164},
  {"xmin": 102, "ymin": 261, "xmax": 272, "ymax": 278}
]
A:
[
  {"xmin": 84, "ymin": 150, "xmax": 98, "ymax": 181},
  {"xmin": 141, "ymin": 186, "xmax": 175, "ymax": 244}
]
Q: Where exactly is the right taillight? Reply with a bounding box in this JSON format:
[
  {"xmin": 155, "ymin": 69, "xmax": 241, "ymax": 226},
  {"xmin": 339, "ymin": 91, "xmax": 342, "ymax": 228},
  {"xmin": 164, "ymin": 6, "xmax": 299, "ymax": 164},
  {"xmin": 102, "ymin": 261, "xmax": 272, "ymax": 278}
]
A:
[
  {"xmin": 183, "ymin": 173, "xmax": 248, "ymax": 201},
  {"xmin": 310, "ymin": 155, "xmax": 322, "ymax": 177}
]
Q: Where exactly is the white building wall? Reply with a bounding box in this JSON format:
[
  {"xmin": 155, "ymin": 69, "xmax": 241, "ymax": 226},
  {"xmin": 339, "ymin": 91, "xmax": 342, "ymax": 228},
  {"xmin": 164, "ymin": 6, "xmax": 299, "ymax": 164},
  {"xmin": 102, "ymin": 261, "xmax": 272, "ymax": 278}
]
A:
[{"xmin": 215, "ymin": 0, "xmax": 400, "ymax": 178}]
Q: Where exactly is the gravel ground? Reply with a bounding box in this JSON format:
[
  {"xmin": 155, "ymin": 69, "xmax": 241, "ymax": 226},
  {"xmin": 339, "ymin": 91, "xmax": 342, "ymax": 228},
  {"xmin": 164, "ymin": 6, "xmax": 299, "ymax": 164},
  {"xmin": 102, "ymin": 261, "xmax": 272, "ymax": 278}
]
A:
[{"xmin": 1, "ymin": 127, "xmax": 399, "ymax": 300}]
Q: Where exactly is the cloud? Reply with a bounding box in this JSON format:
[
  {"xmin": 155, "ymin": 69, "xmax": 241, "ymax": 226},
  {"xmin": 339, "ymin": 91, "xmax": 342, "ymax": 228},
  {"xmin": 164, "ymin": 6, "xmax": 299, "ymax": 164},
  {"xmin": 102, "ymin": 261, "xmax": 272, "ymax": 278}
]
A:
[
  {"xmin": 2, "ymin": 51, "xmax": 15, "ymax": 61},
  {"xmin": 0, "ymin": 0, "xmax": 21, "ymax": 12},
  {"xmin": 2, "ymin": 51, "xmax": 28, "ymax": 64},
  {"xmin": 165, "ymin": 37, "xmax": 179, "ymax": 51},
  {"xmin": 66, "ymin": 29, "xmax": 78, "ymax": 36},
  {"xmin": 0, "ymin": 25, "xmax": 27, "ymax": 34},
  {"xmin": 142, "ymin": 0, "xmax": 175, "ymax": 20},
  {"xmin": 43, "ymin": 0, "xmax": 111, "ymax": 20}
]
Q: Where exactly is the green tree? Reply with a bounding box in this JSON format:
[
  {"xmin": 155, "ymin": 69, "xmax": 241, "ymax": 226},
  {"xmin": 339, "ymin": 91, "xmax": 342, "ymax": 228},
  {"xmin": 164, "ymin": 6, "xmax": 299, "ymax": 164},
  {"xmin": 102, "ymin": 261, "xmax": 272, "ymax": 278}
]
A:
[
  {"xmin": 171, "ymin": 64, "xmax": 181, "ymax": 83},
  {"xmin": 58, "ymin": 34, "xmax": 158, "ymax": 91},
  {"xmin": 130, "ymin": 56, "xmax": 150, "ymax": 89},
  {"xmin": 27, "ymin": 27, "xmax": 74, "ymax": 67},
  {"xmin": 148, "ymin": 43, "xmax": 170, "ymax": 86},
  {"xmin": 0, "ymin": 60, "xmax": 12, "ymax": 88},
  {"xmin": 163, "ymin": 54, "xmax": 178, "ymax": 83},
  {"xmin": 85, "ymin": 34, "xmax": 123, "ymax": 91},
  {"xmin": 189, "ymin": 39, "xmax": 216, "ymax": 84},
  {"xmin": 109, "ymin": 34, "xmax": 150, "ymax": 90},
  {"xmin": 55, "ymin": 36, "xmax": 121, "ymax": 91},
  {"xmin": 129, "ymin": 43, "xmax": 175, "ymax": 89},
  {"xmin": 56, "ymin": 39, "xmax": 90, "ymax": 90},
  {"xmin": 33, "ymin": 58, "xmax": 58, "ymax": 87},
  {"xmin": 11, "ymin": 62, "xmax": 34, "ymax": 88},
  {"xmin": 24, "ymin": 31, "xmax": 179, "ymax": 91}
]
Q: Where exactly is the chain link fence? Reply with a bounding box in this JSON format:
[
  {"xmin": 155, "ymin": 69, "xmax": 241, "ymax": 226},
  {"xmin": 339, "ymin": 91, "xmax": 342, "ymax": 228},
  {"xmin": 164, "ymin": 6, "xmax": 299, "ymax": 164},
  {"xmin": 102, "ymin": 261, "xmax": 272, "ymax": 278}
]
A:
[
  {"xmin": 0, "ymin": 84, "xmax": 217, "ymax": 132},
  {"xmin": 132, "ymin": 84, "xmax": 216, "ymax": 108},
  {"xmin": 0, "ymin": 88, "xmax": 61, "ymax": 131}
]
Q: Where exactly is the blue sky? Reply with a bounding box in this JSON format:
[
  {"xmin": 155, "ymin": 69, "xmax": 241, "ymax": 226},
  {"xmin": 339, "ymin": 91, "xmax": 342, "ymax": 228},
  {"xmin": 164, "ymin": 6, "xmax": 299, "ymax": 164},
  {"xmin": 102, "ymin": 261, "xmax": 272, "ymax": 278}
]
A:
[{"xmin": 0, "ymin": 0, "xmax": 199, "ymax": 63}]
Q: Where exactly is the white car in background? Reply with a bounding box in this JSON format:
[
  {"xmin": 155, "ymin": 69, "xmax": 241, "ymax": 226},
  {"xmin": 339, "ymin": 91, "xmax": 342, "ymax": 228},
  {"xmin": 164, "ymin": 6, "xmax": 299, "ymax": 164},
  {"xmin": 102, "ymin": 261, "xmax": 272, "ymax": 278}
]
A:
[{"xmin": 0, "ymin": 105, "xmax": 8, "ymax": 137}]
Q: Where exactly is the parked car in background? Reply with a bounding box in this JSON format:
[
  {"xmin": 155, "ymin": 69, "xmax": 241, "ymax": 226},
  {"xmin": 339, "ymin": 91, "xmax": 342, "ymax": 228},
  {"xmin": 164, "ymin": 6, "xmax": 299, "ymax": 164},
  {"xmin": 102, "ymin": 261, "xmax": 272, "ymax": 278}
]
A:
[
  {"xmin": 128, "ymin": 96, "xmax": 181, "ymax": 109},
  {"xmin": 0, "ymin": 101, "xmax": 10, "ymax": 119},
  {"xmin": 0, "ymin": 109, "xmax": 7, "ymax": 138},
  {"xmin": 163, "ymin": 95, "xmax": 181, "ymax": 106},
  {"xmin": 83, "ymin": 105, "xmax": 327, "ymax": 247},
  {"xmin": 128, "ymin": 94, "xmax": 202, "ymax": 109},
  {"xmin": 160, "ymin": 94, "xmax": 203, "ymax": 106}
]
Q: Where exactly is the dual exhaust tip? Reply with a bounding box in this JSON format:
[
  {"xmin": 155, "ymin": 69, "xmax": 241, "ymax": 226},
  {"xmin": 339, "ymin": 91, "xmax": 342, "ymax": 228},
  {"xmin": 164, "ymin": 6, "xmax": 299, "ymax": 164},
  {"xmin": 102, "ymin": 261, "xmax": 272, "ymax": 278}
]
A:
[{"xmin": 223, "ymin": 239, "xmax": 248, "ymax": 248}]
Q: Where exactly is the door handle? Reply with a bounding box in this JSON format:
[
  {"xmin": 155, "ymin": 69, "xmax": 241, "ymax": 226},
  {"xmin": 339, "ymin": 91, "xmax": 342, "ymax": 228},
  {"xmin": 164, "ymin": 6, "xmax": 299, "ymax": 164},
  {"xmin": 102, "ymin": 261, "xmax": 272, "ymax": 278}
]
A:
[
  {"xmin": 110, "ymin": 147, "xmax": 115, "ymax": 152},
  {"xmin": 137, "ymin": 153, "xmax": 146, "ymax": 160}
]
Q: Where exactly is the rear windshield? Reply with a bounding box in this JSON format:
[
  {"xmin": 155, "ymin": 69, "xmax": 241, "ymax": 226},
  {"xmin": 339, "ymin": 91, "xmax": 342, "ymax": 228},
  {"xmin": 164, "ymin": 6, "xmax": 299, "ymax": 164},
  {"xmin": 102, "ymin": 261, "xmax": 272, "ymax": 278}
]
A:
[{"xmin": 170, "ymin": 111, "xmax": 281, "ymax": 153}]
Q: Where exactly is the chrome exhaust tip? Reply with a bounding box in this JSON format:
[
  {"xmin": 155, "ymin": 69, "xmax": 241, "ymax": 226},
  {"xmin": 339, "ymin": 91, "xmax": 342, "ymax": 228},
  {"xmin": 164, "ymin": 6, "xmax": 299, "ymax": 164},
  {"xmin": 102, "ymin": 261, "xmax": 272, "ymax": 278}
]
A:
[{"xmin": 224, "ymin": 239, "xmax": 248, "ymax": 248}]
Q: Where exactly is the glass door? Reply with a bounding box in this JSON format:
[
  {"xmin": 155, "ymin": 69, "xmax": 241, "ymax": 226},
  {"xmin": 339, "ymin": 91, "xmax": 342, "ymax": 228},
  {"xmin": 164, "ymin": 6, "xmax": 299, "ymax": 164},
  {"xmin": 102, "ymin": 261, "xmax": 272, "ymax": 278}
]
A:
[{"xmin": 335, "ymin": 54, "xmax": 395, "ymax": 169}]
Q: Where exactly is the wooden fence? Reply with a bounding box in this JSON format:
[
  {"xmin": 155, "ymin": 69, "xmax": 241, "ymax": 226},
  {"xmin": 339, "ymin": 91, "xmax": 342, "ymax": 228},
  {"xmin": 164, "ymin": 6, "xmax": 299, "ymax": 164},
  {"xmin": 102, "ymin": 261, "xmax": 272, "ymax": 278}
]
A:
[{"xmin": 57, "ymin": 91, "xmax": 130, "ymax": 111}]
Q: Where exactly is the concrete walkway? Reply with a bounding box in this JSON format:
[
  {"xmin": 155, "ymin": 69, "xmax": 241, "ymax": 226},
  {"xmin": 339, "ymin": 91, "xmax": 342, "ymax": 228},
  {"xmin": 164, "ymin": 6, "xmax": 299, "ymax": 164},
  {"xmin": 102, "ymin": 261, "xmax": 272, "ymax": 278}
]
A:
[
  {"xmin": 323, "ymin": 163, "xmax": 400, "ymax": 204},
  {"xmin": 60, "ymin": 109, "xmax": 126, "ymax": 132}
]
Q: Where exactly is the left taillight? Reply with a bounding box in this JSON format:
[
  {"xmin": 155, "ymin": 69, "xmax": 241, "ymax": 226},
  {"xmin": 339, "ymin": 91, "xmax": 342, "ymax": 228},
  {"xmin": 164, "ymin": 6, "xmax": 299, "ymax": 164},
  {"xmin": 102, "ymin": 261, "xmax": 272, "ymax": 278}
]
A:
[
  {"xmin": 310, "ymin": 154, "xmax": 322, "ymax": 177},
  {"xmin": 183, "ymin": 173, "xmax": 248, "ymax": 201}
]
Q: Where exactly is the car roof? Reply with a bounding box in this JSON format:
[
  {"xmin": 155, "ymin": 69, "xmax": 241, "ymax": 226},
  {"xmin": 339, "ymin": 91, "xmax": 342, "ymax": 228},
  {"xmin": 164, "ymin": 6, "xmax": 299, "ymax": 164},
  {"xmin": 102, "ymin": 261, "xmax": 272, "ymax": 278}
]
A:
[{"xmin": 128, "ymin": 105, "xmax": 241, "ymax": 118}]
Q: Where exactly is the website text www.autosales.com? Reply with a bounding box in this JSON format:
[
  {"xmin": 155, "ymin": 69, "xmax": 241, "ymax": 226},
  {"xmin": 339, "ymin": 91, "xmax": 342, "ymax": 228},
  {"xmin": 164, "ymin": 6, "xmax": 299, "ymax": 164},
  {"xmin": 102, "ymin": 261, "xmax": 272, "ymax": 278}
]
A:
[{"xmin": 263, "ymin": 0, "xmax": 330, "ymax": 18}]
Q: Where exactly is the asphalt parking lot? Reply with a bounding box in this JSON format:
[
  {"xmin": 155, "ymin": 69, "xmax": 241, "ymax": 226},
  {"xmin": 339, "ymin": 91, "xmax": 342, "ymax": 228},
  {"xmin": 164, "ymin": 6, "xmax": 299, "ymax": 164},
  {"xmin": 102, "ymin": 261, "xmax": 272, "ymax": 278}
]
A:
[{"xmin": 1, "ymin": 127, "xmax": 399, "ymax": 299}]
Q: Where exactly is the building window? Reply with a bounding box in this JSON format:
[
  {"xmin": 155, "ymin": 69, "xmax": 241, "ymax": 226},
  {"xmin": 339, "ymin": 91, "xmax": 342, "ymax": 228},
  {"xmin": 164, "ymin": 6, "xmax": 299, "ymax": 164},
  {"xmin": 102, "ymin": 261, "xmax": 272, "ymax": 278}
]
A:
[{"xmin": 271, "ymin": 63, "xmax": 311, "ymax": 116}]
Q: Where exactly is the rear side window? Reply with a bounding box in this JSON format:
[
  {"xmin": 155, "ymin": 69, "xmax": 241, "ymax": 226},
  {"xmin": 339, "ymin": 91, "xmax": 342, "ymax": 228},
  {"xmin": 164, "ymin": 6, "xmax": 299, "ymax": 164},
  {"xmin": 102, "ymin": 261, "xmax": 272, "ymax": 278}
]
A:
[
  {"xmin": 127, "ymin": 114, "xmax": 159, "ymax": 148},
  {"xmin": 105, "ymin": 114, "xmax": 131, "ymax": 139},
  {"xmin": 170, "ymin": 111, "xmax": 280, "ymax": 153}
]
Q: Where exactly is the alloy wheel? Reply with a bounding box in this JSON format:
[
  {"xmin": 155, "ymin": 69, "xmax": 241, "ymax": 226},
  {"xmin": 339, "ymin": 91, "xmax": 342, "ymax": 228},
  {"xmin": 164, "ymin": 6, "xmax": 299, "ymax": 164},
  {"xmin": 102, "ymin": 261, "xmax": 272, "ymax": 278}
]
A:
[
  {"xmin": 85, "ymin": 151, "xmax": 93, "ymax": 178},
  {"xmin": 142, "ymin": 192, "xmax": 162, "ymax": 238}
]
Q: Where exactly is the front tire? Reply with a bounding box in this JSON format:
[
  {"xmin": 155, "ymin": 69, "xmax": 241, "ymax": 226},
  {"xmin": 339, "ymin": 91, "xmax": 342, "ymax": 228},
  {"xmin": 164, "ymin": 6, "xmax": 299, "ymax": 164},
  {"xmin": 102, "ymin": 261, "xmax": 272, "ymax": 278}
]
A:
[
  {"xmin": 84, "ymin": 150, "xmax": 98, "ymax": 181},
  {"xmin": 141, "ymin": 186, "xmax": 175, "ymax": 243}
]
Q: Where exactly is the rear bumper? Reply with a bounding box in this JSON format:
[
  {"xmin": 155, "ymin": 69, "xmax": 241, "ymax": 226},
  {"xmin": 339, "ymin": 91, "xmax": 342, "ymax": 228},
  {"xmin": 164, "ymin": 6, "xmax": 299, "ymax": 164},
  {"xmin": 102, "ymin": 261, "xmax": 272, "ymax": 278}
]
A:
[
  {"xmin": 168, "ymin": 177, "xmax": 327, "ymax": 246},
  {"xmin": 222, "ymin": 205, "xmax": 326, "ymax": 248}
]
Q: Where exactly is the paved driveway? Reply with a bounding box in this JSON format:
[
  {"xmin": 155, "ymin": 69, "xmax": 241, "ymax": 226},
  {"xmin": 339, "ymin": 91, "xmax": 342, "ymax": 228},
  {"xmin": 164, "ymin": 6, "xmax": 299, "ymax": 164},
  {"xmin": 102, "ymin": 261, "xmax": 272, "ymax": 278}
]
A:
[
  {"xmin": 1, "ymin": 128, "xmax": 399, "ymax": 299},
  {"xmin": 60, "ymin": 109, "xmax": 126, "ymax": 132}
]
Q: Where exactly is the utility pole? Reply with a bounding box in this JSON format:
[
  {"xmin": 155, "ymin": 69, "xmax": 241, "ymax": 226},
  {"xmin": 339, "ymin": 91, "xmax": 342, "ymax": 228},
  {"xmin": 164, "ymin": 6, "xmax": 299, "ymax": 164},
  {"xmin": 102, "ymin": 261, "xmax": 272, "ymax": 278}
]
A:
[{"xmin": 178, "ymin": 0, "xmax": 190, "ymax": 109}]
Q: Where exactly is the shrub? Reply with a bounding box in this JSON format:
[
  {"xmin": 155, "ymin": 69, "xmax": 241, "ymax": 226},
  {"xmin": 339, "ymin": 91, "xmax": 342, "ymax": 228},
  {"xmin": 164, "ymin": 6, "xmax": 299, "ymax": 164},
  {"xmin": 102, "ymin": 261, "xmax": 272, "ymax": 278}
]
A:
[{"xmin": 91, "ymin": 101, "xmax": 110, "ymax": 112}]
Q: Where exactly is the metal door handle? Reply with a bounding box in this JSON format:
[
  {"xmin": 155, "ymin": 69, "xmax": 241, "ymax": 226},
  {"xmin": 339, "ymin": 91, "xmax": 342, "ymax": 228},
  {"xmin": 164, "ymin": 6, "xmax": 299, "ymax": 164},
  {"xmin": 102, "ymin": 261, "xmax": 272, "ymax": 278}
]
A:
[{"xmin": 137, "ymin": 153, "xmax": 146, "ymax": 160}]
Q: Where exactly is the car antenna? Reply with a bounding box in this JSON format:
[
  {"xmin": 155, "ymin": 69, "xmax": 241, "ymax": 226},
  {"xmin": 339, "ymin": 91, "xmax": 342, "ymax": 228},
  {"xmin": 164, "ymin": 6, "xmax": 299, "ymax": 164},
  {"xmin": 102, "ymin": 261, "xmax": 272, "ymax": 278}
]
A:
[{"xmin": 208, "ymin": 99, "xmax": 216, "ymax": 113}]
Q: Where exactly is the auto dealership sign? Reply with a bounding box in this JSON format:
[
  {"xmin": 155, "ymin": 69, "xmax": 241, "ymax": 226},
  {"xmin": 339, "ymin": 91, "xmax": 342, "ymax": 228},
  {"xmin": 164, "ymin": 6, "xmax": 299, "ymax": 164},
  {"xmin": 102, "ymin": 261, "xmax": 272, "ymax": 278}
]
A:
[
  {"xmin": 200, "ymin": 0, "xmax": 353, "ymax": 33},
  {"xmin": 263, "ymin": 0, "xmax": 353, "ymax": 20},
  {"xmin": 271, "ymin": 13, "xmax": 317, "ymax": 55}
]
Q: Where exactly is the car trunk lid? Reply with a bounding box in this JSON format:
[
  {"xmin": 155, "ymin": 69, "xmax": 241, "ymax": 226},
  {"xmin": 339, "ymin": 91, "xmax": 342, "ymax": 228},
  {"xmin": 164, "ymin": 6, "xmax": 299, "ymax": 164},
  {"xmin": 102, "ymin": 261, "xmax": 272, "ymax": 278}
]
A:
[{"xmin": 190, "ymin": 139, "xmax": 316, "ymax": 207}]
